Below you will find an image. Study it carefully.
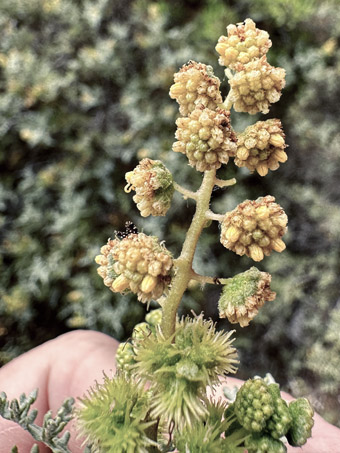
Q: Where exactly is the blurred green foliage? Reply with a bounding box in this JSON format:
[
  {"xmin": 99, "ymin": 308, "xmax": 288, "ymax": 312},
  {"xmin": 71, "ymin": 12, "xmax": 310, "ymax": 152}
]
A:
[{"xmin": 0, "ymin": 0, "xmax": 339, "ymax": 426}]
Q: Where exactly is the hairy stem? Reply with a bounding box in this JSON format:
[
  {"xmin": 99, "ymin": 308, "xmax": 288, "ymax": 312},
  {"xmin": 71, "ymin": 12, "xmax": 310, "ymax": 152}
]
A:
[
  {"xmin": 161, "ymin": 170, "xmax": 216, "ymax": 338},
  {"xmin": 221, "ymin": 90, "xmax": 233, "ymax": 111},
  {"xmin": 190, "ymin": 269, "xmax": 231, "ymax": 285},
  {"xmin": 215, "ymin": 177, "xmax": 237, "ymax": 188},
  {"xmin": 205, "ymin": 210, "xmax": 226, "ymax": 222},
  {"xmin": 173, "ymin": 182, "xmax": 198, "ymax": 200}
]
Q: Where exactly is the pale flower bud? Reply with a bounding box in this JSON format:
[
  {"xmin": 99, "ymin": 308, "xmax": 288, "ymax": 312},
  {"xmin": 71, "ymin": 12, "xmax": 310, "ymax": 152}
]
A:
[
  {"xmin": 216, "ymin": 19, "xmax": 272, "ymax": 69},
  {"xmin": 173, "ymin": 106, "xmax": 237, "ymax": 172},
  {"xmin": 234, "ymin": 119, "xmax": 287, "ymax": 176},
  {"xmin": 229, "ymin": 57, "xmax": 285, "ymax": 115},
  {"xmin": 125, "ymin": 158, "xmax": 174, "ymax": 217},
  {"xmin": 95, "ymin": 230, "xmax": 173, "ymax": 303},
  {"xmin": 220, "ymin": 196, "xmax": 288, "ymax": 261},
  {"xmin": 169, "ymin": 61, "xmax": 223, "ymax": 116}
]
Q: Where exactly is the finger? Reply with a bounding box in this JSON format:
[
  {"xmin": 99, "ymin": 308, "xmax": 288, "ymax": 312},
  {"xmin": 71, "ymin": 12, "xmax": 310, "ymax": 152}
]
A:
[
  {"xmin": 46, "ymin": 330, "xmax": 119, "ymax": 452},
  {"xmin": 0, "ymin": 330, "xmax": 119, "ymax": 452}
]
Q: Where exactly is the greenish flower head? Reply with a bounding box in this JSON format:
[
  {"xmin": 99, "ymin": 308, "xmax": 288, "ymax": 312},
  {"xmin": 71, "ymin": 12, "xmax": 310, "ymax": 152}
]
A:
[
  {"xmin": 245, "ymin": 433, "xmax": 287, "ymax": 453},
  {"xmin": 287, "ymin": 398, "xmax": 314, "ymax": 447},
  {"xmin": 219, "ymin": 267, "xmax": 276, "ymax": 327},
  {"xmin": 266, "ymin": 384, "xmax": 292, "ymax": 439}
]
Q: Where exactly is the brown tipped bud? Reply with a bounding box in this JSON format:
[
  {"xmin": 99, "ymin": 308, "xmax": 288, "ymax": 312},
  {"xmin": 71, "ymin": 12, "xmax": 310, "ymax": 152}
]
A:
[
  {"xmin": 229, "ymin": 57, "xmax": 285, "ymax": 115},
  {"xmin": 219, "ymin": 267, "xmax": 276, "ymax": 327},
  {"xmin": 169, "ymin": 61, "xmax": 223, "ymax": 116},
  {"xmin": 173, "ymin": 106, "xmax": 237, "ymax": 172},
  {"xmin": 216, "ymin": 19, "xmax": 271, "ymax": 70},
  {"xmin": 220, "ymin": 196, "xmax": 288, "ymax": 261},
  {"xmin": 125, "ymin": 159, "xmax": 174, "ymax": 217},
  {"xmin": 234, "ymin": 119, "xmax": 287, "ymax": 175}
]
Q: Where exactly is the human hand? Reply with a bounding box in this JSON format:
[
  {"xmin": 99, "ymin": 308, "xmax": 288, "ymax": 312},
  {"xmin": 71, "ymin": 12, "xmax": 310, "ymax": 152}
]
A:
[
  {"xmin": 0, "ymin": 330, "xmax": 119, "ymax": 452},
  {"xmin": 0, "ymin": 330, "xmax": 339, "ymax": 452}
]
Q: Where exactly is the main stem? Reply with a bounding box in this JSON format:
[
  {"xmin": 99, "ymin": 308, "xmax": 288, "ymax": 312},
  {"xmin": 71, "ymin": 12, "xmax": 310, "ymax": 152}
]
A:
[{"xmin": 160, "ymin": 169, "xmax": 216, "ymax": 339}]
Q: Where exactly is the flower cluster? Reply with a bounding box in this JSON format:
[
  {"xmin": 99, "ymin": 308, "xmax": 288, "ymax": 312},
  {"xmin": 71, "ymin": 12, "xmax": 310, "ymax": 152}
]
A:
[
  {"xmin": 235, "ymin": 119, "xmax": 287, "ymax": 176},
  {"xmin": 218, "ymin": 267, "xmax": 276, "ymax": 327},
  {"xmin": 234, "ymin": 379, "xmax": 274, "ymax": 432},
  {"xmin": 169, "ymin": 61, "xmax": 223, "ymax": 116},
  {"xmin": 220, "ymin": 196, "xmax": 288, "ymax": 262},
  {"xmin": 216, "ymin": 19, "xmax": 285, "ymax": 115},
  {"xmin": 173, "ymin": 106, "xmax": 237, "ymax": 172},
  {"xmin": 216, "ymin": 19, "xmax": 272, "ymax": 69},
  {"xmin": 228, "ymin": 57, "xmax": 286, "ymax": 115},
  {"xmin": 226, "ymin": 379, "xmax": 314, "ymax": 451},
  {"xmin": 124, "ymin": 158, "xmax": 174, "ymax": 217},
  {"xmin": 95, "ymin": 233, "xmax": 173, "ymax": 303}
]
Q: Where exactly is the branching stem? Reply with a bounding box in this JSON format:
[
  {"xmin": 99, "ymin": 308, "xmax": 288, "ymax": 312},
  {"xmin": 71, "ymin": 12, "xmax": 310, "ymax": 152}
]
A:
[
  {"xmin": 190, "ymin": 269, "xmax": 231, "ymax": 285},
  {"xmin": 173, "ymin": 182, "xmax": 198, "ymax": 200},
  {"xmin": 205, "ymin": 210, "xmax": 225, "ymax": 222},
  {"xmin": 215, "ymin": 177, "xmax": 237, "ymax": 188},
  {"xmin": 161, "ymin": 170, "xmax": 216, "ymax": 338}
]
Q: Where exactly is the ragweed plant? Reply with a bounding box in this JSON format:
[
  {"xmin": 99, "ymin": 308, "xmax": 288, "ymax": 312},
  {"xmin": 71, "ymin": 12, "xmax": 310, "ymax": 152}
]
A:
[
  {"xmin": 0, "ymin": 18, "xmax": 315, "ymax": 453},
  {"xmin": 77, "ymin": 18, "xmax": 314, "ymax": 453}
]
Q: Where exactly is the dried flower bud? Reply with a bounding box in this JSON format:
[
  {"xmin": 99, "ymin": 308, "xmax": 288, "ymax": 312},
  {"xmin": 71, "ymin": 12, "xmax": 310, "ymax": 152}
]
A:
[
  {"xmin": 169, "ymin": 61, "xmax": 223, "ymax": 116},
  {"xmin": 219, "ymin": 267, "xmax": 276, "ymax": 327},
  {"xmin": 220, "ymin": 196, "xmax": 288, "ymax": 261},
  {"xmin": 216, "ymin": 19, "xmax": 272, "ymax": 69},
  {"xmin": 235, "ymin": 119, "xmax": 287, "ymax": 176},
  {"xmin": 125, "ymin": 158, "xmax": 174, "ymax": 217},
  {"xmin": 95, "ymin": 233, "xmax": 173, "ymax": 303},
  {"xmin": 228, "ymin": 56, "xmax": 285, "ymax": 114},
  {"xmin": 173, "ymin": 106, "xmax": 237, "ymax": 172}
]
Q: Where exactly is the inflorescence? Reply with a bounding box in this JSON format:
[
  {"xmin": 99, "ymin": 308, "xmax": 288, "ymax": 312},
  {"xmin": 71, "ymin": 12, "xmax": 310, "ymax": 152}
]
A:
[{"xmin": 79, "ymin": 17, "xmax": 314, "ymax": 453}]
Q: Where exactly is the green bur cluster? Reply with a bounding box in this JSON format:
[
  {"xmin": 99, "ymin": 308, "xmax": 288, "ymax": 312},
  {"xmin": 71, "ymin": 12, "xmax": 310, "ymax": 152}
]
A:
[
  {"xmin": 224, "ymin": 379, "xmax": 314, "ymax": 453},
  {"xmin": 133, "ymin": 315, "xmax": 238, "ymax": 427},
  {"xmin": 78, "ymin": 374, "xmax": 157, "ymax": 453}
]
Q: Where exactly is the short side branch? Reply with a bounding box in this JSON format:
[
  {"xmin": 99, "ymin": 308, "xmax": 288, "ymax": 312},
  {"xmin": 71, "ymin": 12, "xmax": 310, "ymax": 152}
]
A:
[
  {"xmin": 190, "ymin": 269, "xmax": 230, "ymax": 285},
  {"xmin": 173, "ymin": 182, "xmax": 198, "ymax": 200},
  {"xmin": 215, "ymin": 177, "xmax": 237, "ymax": 188},
  {"xmin": 205, "ymin": 210, "xmax": 225, "ymax": 222}
]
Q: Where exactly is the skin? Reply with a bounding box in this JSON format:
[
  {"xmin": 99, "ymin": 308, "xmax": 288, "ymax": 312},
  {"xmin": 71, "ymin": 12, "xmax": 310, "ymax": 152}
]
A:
[{"xmin": 0, "ymin": 330, "xmax": 339, "ymax": 452}]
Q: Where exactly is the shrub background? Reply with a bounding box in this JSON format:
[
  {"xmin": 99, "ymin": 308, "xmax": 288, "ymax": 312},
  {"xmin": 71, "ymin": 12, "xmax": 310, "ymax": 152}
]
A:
[{"xmin": 0, "ymin": 0, "xmax": 339, "ymax": 426}]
